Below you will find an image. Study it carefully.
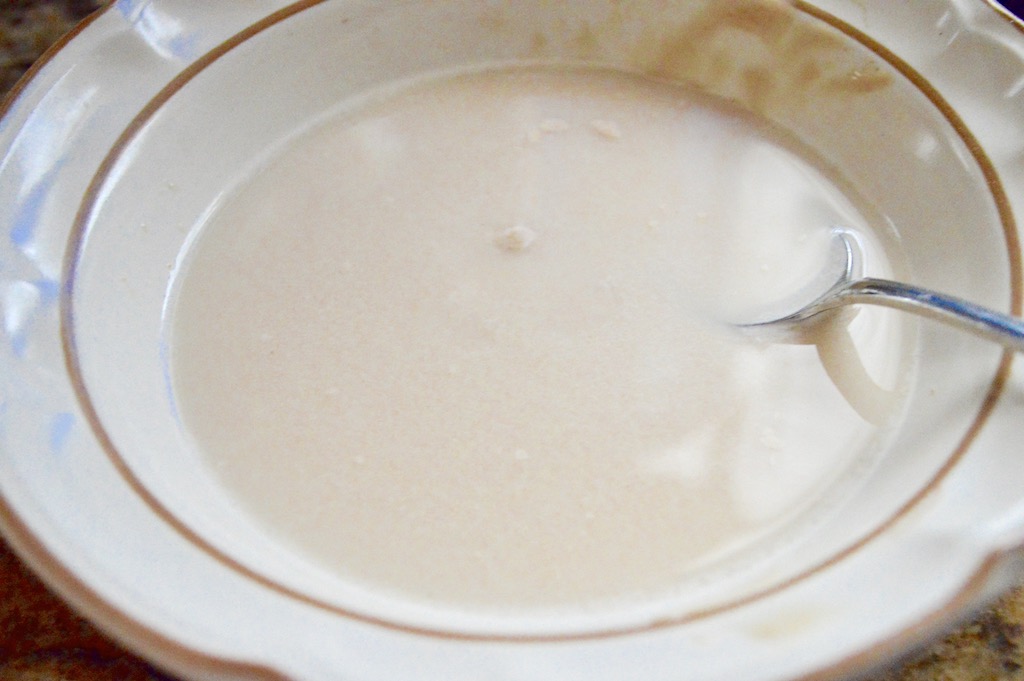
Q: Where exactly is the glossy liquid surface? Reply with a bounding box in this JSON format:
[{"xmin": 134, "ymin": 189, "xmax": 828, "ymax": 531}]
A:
[{"xmin": 171, "ymin": 67, "xmax": 910, "ymax": 611}]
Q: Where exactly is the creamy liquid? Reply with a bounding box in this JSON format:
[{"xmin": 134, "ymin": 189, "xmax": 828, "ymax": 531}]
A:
[{"xmin": 170, "ymin": 67, "xmax": 910, "ymax": 611}]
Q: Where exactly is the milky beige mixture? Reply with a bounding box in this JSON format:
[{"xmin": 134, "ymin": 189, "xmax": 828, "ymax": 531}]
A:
[{"xmin": 170, "ymin": 67, "xmax": 910, "ymax": 612}]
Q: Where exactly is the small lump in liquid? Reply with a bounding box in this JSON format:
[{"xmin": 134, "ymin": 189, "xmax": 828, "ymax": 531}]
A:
[{"xmin": 495, "ymin": 224, "xmax": 538, "ymax": 252}]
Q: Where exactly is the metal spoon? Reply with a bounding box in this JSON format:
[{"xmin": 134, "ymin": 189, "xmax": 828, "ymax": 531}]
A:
[{"xmin": 738, "ymin": 228, "xmax": 1024, "ymax": 352}]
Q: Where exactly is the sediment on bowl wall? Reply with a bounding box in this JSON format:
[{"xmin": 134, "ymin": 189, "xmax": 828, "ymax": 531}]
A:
[
  {"xmin": 641, "ymin": 0, "xmax": 892, "ymax": 115},
  {"xmin": 515, "ymin": 0, "xmax": 893, "ymax": 119}
]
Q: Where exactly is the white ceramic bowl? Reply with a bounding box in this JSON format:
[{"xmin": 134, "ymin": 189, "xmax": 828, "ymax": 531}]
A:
[{"xmin": 2, "ymin": 1, "xmax": 1024, "ymax": 679}]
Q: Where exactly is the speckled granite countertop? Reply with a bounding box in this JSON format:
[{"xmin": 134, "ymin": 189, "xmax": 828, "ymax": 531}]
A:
[{"xmin": 1, "ymin": 2, "xmax": 1022, "ymax": 680}]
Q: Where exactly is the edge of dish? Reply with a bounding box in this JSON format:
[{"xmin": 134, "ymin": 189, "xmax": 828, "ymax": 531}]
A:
[{"xmin": 0, "ymin": 3, "xmax": 312, "ymax": 679}]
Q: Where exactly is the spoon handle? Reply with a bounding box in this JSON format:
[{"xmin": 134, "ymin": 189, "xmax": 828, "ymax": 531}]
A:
[{"xmin": 843, "ymin": 278, "xmax": 1024, "ymax": 353}]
